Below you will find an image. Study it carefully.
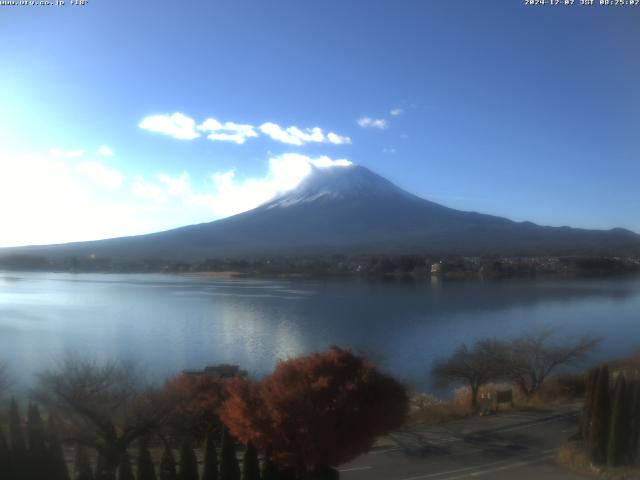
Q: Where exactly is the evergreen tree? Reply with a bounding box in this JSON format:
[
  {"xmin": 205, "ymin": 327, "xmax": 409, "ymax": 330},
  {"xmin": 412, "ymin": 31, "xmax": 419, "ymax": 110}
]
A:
[
  {"xmin": 95, "ymin": 450, "xmax": 114, "ymax": 480},
  {"xmin": 0, "ymin": 425, "xmax": 10, "ymax": 479},
  {"xmin": 137, "ymin": 441, "xmax": 157, "ymax": 480},
  {"xmin": 259, "ymin": 457, "xmax": 295, "ymax": 480},
  {"xmin": 9, "ymin": 398, "xmax": 27, "ymax": 480},
  {"xmin": 607, "ymin": 374, "xmax": 630, "ymax": 466},
  {"xmin": 219, "ymin": 428, "xmax": 240, "ymax": 480},
  {"xmin": 241, "ymin": 442, "xmax": 260, "ymax": 480},
  {"xmin": 581, "ymin": 368, "xmax": 599, "ymax": 440},
  {"xmin": 587, "ymin": 365, "xmax": 611, "ymax": 465},
  {"xmin": 73, "ymin": 445, "xmax": 94, "ymax": 480},
  {"xmin": 628, "ymin": 379, "xmax": 640, "ymax": 466},
  {"xmin": 27, "ymin": 404, "xmax": 47, "ymax": 479},
  {"xmin": 179, "ymin": 438, "xmax": 199, "ymax": 480},
  {"xmin": 276, "ymin": 466, "xmax": 296, "ymax": 480},
  {"xmin": 202, "ymin": 430, "xmax": 218, "ymax": 480},
  {"xmin": 117, "ymin": 452, "xmax": 135, "ymax": 480},
  {"xmin": 47, "ymin": 415, "xmax": 71, "ymax": 480},
  {"xmin": 260, "ymin": 457, "xmax": 278, "ymax": 480},
  {"xmin": 159, "ymin": 445, "xmax": 178, "ymax": 480}
]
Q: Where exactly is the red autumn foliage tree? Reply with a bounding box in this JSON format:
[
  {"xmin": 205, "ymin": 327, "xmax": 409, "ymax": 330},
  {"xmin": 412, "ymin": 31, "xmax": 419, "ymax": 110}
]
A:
[
  {"xmin": 218, "ymin": 377, "xmax": 271, "ymax": 449},
  {"xmin": 220, "ymin": 346, "xmax": 408, "ymax": 475},
  {"xmin": 163, "ymin": 373, "xmax": 227, "ymax": 439}
]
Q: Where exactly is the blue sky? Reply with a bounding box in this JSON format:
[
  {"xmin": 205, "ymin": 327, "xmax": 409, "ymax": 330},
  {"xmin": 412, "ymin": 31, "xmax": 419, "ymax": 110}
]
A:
[{"xmin": 0, "ymin": 1, "xmax": 638, "ymax": 246}]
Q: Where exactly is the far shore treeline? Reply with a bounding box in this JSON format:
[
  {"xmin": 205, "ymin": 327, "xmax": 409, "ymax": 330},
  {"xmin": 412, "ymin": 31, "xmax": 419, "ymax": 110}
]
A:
[{"xmin": 1, "ymin": 253, "xmax": 639, "ymax": 279}]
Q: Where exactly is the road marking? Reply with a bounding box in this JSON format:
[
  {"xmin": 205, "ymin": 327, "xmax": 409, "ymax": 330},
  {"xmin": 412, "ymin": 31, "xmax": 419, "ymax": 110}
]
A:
[
  {"xmin": 339, "ymin": 466, "xmax": 373, "ymax": 472},
  {"xmin": 397, "ymin": 449, "xmax": 557, "ymax": 480},
  {"xmin": 453, "ymin": 454, "xmax": 554, "ymax": 479}
]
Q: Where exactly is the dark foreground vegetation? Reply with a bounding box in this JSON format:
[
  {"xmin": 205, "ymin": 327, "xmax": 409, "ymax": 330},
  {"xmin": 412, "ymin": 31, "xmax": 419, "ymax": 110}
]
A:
[
  {"xmin": 1, "ymin": 253, "xmax": 639, "ymax": 279},
  {"xmin": 0, "ymin": 347, "xmax": 408, "ymax": 480},
  {"xmin": 1, "ymin": 332, "xmax": 635, "ymax": 480},
  {"xmin": 553, "ymin": 354, "xmax": 640, "ymax": 479}
]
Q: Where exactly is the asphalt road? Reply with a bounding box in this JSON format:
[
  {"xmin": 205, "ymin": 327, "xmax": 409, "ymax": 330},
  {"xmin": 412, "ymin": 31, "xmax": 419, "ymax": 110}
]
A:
[{"xmin": 339, "ymin": 404, "xmax": 588, "ymax": 480}]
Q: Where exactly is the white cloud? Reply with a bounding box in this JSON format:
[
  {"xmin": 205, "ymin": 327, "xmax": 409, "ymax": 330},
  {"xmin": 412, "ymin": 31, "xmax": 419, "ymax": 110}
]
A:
[
  {"xmin": 132, "ymin": 179, "xmax": 169, "ymax": 204},
  {"xmin": 259, "ymin": 122, "xmax": 351, "ymax": 146},
  {"xmin": 326, "ymin": 132, "xmax": 352, "ymax": 145},
  {"xmin": 357, "ymin": 117, "xmax": 388, "ymax": 129},
  {"xmin": 75, "ymin": 160, "xmax": 124, "ymax": 189},
  {"xmin": 130, "ymin": 153, "xmax": 352, "ymax": 219},
  {"xmin": 259, "ymin": 123, "xmax": 318, "ymax": 146},
  {"xmin": 197, "ymin": 118, "xmax": 259, "ymax": 144},
  {"xmin": 138, "ymin": 113, "xmax": 351, "ymax": 146},
  {"xmin": 390, "ymin": 108, "xmax": 404, "ymax": 116},
  {"xmin": 97, "ymin": 145, "xmax": 114, "ymax": 156},
  {"xmin": 132, "ymin": 174, "xmax": 197, "ymax": 206},
  {"xmin": 139, "ymin": 113, "xmax": 200, "ymax": 140},
  {"xmin": 49, "ymin": 148, "xmax": 85, "ymax": 159},
  {"xmin": 158, "ymin": 172, "xmax": 189, "ymax": 196},
  {"xmin": 310, "ymin": 157, "xmax": 353, "ymax": 168},
  {"xmin": 0, "ymin": 151, "xmax": 148, "ymax": 247},
  {"xmin": 198, "ymin": 118, "xmax": 223, "ymax": 131}
]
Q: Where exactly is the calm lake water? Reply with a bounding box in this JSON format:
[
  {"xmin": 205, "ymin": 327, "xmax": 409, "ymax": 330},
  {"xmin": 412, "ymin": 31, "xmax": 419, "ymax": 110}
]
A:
[{"xmin": 1, "ymin": 272, "xmax": 640, "ymax": 393}]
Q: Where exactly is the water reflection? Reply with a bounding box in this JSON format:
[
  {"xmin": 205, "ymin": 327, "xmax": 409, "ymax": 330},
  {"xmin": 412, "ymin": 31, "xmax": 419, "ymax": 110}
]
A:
[{"xmin": 0, "ymin": 272, "xmax": 639, "ymax": 392}]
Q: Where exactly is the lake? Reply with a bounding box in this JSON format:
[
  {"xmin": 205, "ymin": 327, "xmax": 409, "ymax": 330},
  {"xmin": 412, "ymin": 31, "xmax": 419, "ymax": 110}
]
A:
[{"xmin": 1, "ymin": 272, "xmax": 639, "ymax": 393}]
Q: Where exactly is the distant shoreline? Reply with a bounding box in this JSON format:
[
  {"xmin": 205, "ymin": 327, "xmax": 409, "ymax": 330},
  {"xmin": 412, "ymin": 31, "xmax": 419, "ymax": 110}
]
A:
[
  {"xmin": 1, "ymin": 254, "xmax": 639, "ymax": 281},
  {"xmin": 180, "ymin": 271, "xmax": 246, "ymax": 278}
]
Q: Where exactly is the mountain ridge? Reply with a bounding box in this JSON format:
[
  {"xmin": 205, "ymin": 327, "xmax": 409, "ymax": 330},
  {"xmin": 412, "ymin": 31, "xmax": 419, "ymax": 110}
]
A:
[{"xmin": 2, "ymin": 164, "xmax": 639, "ymax": 260}]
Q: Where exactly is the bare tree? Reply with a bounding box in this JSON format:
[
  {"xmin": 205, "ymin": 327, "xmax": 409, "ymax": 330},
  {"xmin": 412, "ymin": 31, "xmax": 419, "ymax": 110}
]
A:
[
  {"xmin": 32, "ymin": 357, "xmax": 172, "ymax": 479},
  {"xmin": 502, "ymin": 330, "xmax": 599, "ymax": 397},
  {"xmin": 432, "ymin": 339, "xmax": 507, "ymax": 409}
]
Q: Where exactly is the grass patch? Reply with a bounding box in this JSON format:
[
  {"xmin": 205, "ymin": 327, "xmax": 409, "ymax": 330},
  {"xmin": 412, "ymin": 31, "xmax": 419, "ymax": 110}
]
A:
[{"xmin": 407, "ymin": 392, "xmax": 470, "ymax": 425}]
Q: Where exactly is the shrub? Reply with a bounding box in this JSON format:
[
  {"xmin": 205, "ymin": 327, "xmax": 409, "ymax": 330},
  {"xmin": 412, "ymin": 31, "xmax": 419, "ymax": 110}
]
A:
[
  {"xmin": 163, "ymin": 373, "xmax": 228, "ymax": 441},
  {"xmin": 221, "ymin": 346, "xmax": 408, "ymax": 475}
]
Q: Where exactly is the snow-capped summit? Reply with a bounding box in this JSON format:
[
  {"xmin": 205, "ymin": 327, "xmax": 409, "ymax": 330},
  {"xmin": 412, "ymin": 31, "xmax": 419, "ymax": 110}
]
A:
[{"xmin": 264, "ymin": 164, "xmax": 416, "ymax": 208}]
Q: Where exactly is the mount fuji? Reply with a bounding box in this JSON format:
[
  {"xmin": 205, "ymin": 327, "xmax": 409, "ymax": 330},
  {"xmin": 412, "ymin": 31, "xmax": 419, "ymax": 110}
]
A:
[{"xmin": 4, "ymin": 164, "xmax": 640, "ymax": 260}]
